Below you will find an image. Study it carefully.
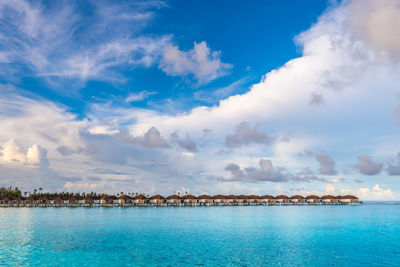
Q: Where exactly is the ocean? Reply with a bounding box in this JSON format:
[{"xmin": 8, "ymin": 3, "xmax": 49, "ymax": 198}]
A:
[{"xmin": 1, "ymin": 203, "xmax": 399, "ymax": 266}]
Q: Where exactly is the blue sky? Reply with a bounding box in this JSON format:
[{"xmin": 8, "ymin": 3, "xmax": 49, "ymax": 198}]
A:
[{"xmin": 1, "ymin": 0, "xmax": 400, "ymax": 200}]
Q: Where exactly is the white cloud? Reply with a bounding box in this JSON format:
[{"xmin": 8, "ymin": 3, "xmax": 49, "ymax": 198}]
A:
[
  {"xmin": 124, "ymin": 0, "xmax": 400, "ymax": 139},
  {"xmin": 88, "ymin": 126, "xmax": 120, "ymax": 136},
  {"xmin": 0, "ymin": 139, "xmax": 49, "ymax": 169},
  {"xmin": 125, "ymin": 91, "xmax": 156, "ymax": 103},
  {"xmin": 346, "ymin": 0, "xmax": 400, "ymax": 58},
  {"xmin": 26, "ymin": 144, "xmax": 49, "ymax": 168},
  {"xmin": 0, "ymin": 138, "xmax": 26, "ymax": 164},
  {"xmin": 159, "ymin": 41, "xmax": 232, "ymax": 84},
  {"xmin": 357, "ymin": 184, "xmax": 395, "ymax": 200},
  {"xmin": 0, "ymin": 0, "xmax": 171, "ymax": 87}
]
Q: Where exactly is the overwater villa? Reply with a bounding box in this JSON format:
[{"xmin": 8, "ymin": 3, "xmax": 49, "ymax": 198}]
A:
[
  {"xmin": 222, "ymin": 195, "xmax": 232, "ymax": 203},
  {"xmin": 197, "ymin": 195, "xmax": 213, "ymax": 204},
  {"xmin": 247, "ymin": 195, "xmax": 260, "ymax": 204},
  {"xmin": 149, "ymin": 195, "xmax": 165, "ymax": 205},
  {"xmin": 305, "ymin": 195, "xmax": 320, "ymax": 203},
  {"xmin": 321, "ymin": 195, "xmax": 336, "ymax": 204},
  {"xmin": 261, "ymin": 195, "xmax": 274, "ymax": 204},
  {"xmin": 212, "ymin": 195, "xmax": 226, "ymax": 204},
  {"xmin": 166, "ymin": 195, "xmax": 181, "ymax": 205},
  {"xmin": 290, "ymin": 195, "xmax": 305, "ymax": 204},
  {"xmin": 0, "ymin": 193, "xmax": 360, "ymax": 207},
  {"xmin": 38, "ymin": 196, "xmax": 49, "ymax": 207},
  {"xmin": 182, "ymin": 195, "xmax": 197, "ymax": 205},
  {"xmin": 118, "ymin": 195, "xmax": 132, "ymax": 206},
  {"xmin": 133, "ymin": 195, "xmax": 148, "ymax": 205},
  {"xmin": 0, "ymin": 197, "xmax": 10, "ymax": 206},
  {"xmin": 274, "ymin": 195, "xmax": 290, "ymax": 204},
  {"xmin": 50, "ymin": 196, "xmax": 63, "ymax": 207},
  {"xmin": 339, "ymin": 195, "xmax": 359, "ymax": 203},
  {"xmin": 25, "ymin": 196, "xmax": 37, "ymax": 207}
]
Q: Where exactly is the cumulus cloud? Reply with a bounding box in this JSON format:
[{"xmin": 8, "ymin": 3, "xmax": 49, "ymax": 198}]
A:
[
  {"xmin": 216, "ymin": 159, "xmax": 326, "ymax": 183},
  {"xmin": 225, "ymin": 122, "xmax": 273, "ymax": 148},
  {"xmin": 0, "ymin": 138, "xmax": 49, "ymax": 169},
  {"xmin": 0, "ymin": 138, "xmax": 26, "ymax": 164},
  {"xmin": 116, "ymin": 127, "xmax": 170, "ymax": 149},
  {"xmin": 170, "ymin": 132, "xmax": 197, "ymax": 152},
  {"xmin": 315, "ymin": 153, "xmax": 337, "ymax": 175},
  {"xmin": 356, "ymin": 155, "xmax": 383, "ymax": 175},
  {"xmin": 346, "ymin": 0, "xmax": 400, "ymax": 58},
  {"xmin": 159, "ymin": 41, "xmax": 232, "ymax": 84},
  {"xmin": 26, "ymin": 144, "xmax": 49, "ymax": 168},
  {"xmin": 385, "ymin": 152, "xmax": 400, "ymax": 175},
  {"xmin": 124, "ymin": 0, "xmax": 400, "ymax": 139},
  {"xmin": 357, "ymin": 184, "xmax": 395, "ymax": 200}
]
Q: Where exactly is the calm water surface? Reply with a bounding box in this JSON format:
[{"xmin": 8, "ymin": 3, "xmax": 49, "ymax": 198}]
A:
[{"xmin": 1, "ymin": 204, "xmax": 400, "ymax": 266}]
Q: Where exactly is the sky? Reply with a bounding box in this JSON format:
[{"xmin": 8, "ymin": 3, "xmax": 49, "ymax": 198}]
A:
[{"xmin": 1, "ymin": 0, "xmax": 400, "ymax": 200}]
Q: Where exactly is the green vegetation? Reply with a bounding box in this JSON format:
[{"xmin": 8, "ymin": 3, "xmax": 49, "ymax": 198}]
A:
[
  {"xmin": 0, "ymin": 187, "xmax": 149, "ymax": 199},
  {"xmin": 0, "ymin": 187, "xmax": 22, "ymax": 199}
]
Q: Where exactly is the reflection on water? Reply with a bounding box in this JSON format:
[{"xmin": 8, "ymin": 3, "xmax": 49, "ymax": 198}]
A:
[{"xmin": 0, "ymin": 204, "xmax": 399, "ymax": 266}]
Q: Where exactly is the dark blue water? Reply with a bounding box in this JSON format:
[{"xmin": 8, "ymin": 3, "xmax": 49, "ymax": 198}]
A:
[{"xmin": 0, "ymin": 204, "xmax": 399, "ymax": 266}]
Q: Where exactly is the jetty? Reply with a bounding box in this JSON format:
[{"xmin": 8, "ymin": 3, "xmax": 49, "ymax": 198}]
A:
[{"xmin": 0, "ymin": 194, "xmax": 360, "ymax": 207}]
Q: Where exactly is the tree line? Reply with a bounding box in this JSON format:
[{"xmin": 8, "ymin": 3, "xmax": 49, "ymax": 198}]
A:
[{"xmin": 0, "ymin": 187, "xmax": 150, "ymax": 199}]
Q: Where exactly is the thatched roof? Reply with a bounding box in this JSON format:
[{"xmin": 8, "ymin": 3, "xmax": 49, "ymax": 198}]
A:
[
  {"xmin": 166, "ymin": 195, "xmax": 180, "ymax": 199},
  {"xmin": 212, "ymin": 195, "xmax": 226, "ymax": 199},
  {"xmin": 133, "ymin": 195, "xmax": 148, "ymax": 200},
  {"xmin": 261, "ymin": 195, "xmax": 274, "ymax": 199},
  {"xmin": 247, "ymin": 195, "xmax": 260, "ymax": 199},
  {"xmin": 305, "ymin": 195, "xmax": 320, "ymax": 200},
  {"xmin": 238, "ymin": 195, "xmax": 248, "ymax": 199},
  {"xmin": 321, "ymin": 195, "xmax": 335, "ymax": 199},
  {"xmin": 25, "ymin": 196, "xmax": 36, "ymax": 202},
  {"xmin": 225, "ymin": 195, "xmax": 237, "ymax": 199},
  {"xmin": 290, "ymin": 195, "xmax": 305, "ymax": 200},
  {"xmin": 340, "ymin": 195, "xmax": 358, "ymax": 200},
  {"xmin": 52, "ymin": 196, "xmax": 63, "ymax": 201},
  {"xmin": 150, "ymin": 195, "xmax": 165, "ymax": 200},
  {"xmin": 274, "ymin": 195, "xmax": 289, "ymax": 199},
  {"xmin": 197, "ymin": 194, "xmax": 211, "ymax": 199},
  {"xmin": 100, "ymin": 195, "xmax": 115, "ymax": 200},
  {"xmin": 118, "ymin": 195, "xmax": 131, "ymax": 200}
]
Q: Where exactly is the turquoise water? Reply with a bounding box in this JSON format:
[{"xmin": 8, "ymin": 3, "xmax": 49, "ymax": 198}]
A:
[{"xmin": 1, "ymin": 204, "xmax": 400, "ymax": 266}]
